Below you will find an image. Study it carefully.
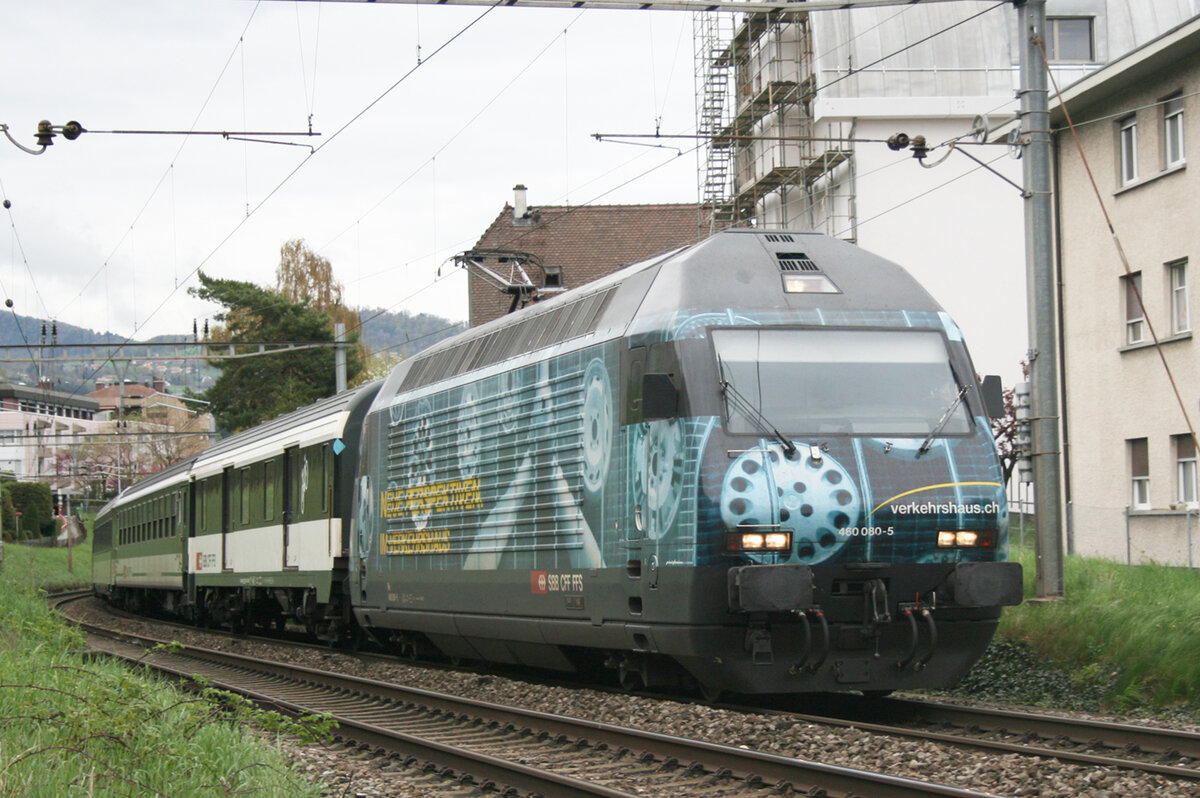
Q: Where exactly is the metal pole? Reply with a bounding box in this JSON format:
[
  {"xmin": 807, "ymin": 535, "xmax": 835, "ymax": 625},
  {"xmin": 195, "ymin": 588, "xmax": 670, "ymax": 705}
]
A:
[
  {"xmin": 1017, "ymin": 0, "xmax": 1064, "ymax": 597},
  {"xmin": 1018, "ymin": 481, "xmax": 1025, "ymax": 550},
  {"xmin": 335, "ymin": 323, "xmax": 347, "ymax": 394}
]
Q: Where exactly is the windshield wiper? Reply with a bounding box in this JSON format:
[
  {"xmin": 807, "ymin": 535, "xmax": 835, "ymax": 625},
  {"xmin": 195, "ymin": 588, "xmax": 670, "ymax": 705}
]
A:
[
  {"xmin": 718, "ymin": 359, "xmax": 797, "ymax": 458},
  {"xmin": 917, "ymin": 385, "xmax": 969, "ymax": 457}
]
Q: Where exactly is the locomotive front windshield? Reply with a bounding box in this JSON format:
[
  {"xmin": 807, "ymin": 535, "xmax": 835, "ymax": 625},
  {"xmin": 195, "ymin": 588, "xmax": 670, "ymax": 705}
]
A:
[{"xmin": 713, "ymin": 327, "xmax": 971, "ymax": 438}]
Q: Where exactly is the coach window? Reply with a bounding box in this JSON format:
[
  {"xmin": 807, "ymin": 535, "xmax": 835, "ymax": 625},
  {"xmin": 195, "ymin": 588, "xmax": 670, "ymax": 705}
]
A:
[
  {"xmin": 1129, "ymin": 438, "xmax": 1150, "ymax": 510},
  {"xmin": 265, "ymin": 460, "xmax": 276, "ymax": 521},
  {"xmin": 198, "ymin": 483, "xmax": 207, "ymax": 531},
  {"xmin": 240, "ymin": 467, "xmax": 250, "ymax": 525},
  {"xmin": 321, "ymin": 444, "xmax": 331, "ymax": 513}
]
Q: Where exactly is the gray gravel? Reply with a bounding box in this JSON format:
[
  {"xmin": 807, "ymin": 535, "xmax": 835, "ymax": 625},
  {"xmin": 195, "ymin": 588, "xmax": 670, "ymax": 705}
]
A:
[{"xmin": 70, "ymin": 599, "xmax": 1200, "ymax": 797}]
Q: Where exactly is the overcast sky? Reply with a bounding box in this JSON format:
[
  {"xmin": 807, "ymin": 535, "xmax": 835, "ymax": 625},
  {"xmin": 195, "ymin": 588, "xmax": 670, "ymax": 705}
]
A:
[{"xmin": 1, "ymin": 0, "xmax": 699, "ymax": 343}]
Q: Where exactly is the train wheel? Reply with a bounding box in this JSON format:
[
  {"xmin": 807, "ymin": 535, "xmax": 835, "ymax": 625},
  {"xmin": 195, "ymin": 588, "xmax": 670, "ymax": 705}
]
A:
[{"xmin": 699, "ymin": 682, "xmax": 726, "ymax": 704}]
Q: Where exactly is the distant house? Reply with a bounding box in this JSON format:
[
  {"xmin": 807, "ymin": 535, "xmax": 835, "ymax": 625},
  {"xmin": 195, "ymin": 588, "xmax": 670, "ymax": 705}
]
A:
[
  {"xmin": 464, "ymin": 185, "xmax": 702, "ymax": 328},
  {"xmin": 0, "ymin": 380, "xmax": 101, "ymax": 513},
  {"xmin": 78, "ymin": 379, "xmax": 215, "ymax": 499},
  {"xmin": 1053, "ymin": 16, "xmax": 1200, "ymax": 567}
]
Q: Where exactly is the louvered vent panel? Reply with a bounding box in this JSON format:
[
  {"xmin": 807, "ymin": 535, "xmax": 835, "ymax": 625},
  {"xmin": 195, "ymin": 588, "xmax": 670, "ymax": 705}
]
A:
[
  {"xmin": 763, "ymin": 233, "xmax": 795, "ymax": 243},
  {"xmin": 776, "ymin": 252, "xmax": 819, "ymax": 272}
]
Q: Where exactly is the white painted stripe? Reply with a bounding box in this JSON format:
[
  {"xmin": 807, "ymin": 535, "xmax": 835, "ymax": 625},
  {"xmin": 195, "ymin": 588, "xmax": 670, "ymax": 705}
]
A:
[
  {"xmin": 112, "ymin": 552, "xmax": 184, "ymax": 589},
  {"xmin": 188, "ymin": 519, "xmax": 343, "ymax": 575}
]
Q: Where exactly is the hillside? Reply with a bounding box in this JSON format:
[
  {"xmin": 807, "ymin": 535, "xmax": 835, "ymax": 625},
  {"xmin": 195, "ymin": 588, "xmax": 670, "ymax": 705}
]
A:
[{"xmin": 0, "ymin": 308, "xmax": 462, "ymax": 395}]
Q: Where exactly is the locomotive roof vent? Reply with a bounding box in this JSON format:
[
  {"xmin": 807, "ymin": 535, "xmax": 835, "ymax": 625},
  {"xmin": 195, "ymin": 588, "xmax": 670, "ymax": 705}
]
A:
[
  {"xmin": 776, "ymin": 252, "xmax": 820, "ymax": 272},
  {"xmin": 763, "ymin": 233, "xmax": 795, "ymax": 243}
]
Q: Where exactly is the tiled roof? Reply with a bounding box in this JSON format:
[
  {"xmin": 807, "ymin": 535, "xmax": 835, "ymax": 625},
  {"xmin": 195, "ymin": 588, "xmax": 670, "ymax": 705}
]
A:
[
  {"xmin": 88, "ymin": 384, "xmax": 159, "ymax": 401},
  {"xmin": 467, "ymin": 202, "xmax": 703, "ymax": 327}
]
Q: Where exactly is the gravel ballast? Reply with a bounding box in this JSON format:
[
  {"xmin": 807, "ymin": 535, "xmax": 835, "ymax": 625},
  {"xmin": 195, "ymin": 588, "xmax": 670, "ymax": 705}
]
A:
[{"xmin": 70, "ymin": 599, "xmax": 1200, "ymax": 797}]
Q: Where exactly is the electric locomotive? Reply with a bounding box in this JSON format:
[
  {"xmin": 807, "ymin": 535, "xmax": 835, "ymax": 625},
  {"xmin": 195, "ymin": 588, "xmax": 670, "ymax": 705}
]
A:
[{"xmin": 350, "ymin": 229, "xmax": 1022, "ymax": 696}]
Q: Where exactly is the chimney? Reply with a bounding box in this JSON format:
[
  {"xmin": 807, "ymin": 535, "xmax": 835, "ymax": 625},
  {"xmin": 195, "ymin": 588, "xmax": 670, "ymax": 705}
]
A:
[
  {"xmin": 512, "ymin": 184, "xmax": 530, "ymax": 226},
  {"xmin": 152, "ymin": 378, "xmax": 166, "ymax": 393}
]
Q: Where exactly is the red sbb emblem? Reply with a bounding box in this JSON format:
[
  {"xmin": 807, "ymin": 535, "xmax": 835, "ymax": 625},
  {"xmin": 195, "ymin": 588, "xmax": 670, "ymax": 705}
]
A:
[{"xmin": 531, "ymin": 570, "xmax": 548, "ymax": 594}]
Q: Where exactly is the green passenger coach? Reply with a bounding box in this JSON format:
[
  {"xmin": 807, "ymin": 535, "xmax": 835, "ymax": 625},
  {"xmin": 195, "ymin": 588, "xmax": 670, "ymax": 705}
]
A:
[{"xmin": 93, "ymin": 381, "xmax": 380, "ymax": 639}]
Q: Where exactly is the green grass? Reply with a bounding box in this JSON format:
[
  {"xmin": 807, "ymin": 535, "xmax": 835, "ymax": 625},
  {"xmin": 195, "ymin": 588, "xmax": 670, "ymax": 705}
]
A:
[
  {"xmin": 0, "ymin": 545, "xmax": 331, "ymax": 797},
  {"xmin": 947, "ymin": 544, "xmax": 1200, "ymax": 716},
  {"xmin": 2, "ymin": 541, "xmax": 93, "ymax": 592}
]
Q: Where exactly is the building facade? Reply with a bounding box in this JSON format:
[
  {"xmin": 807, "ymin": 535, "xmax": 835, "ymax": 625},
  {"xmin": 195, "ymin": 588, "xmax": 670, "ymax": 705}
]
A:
[
  {"xmin": 1055, "ymin": 16, "xmax": 1200, "ymax": 567},
  {"xmin": 0, "ymin": 378, "xmax": 216, "ymax": 516},
  {"xmin": 696, "ymin": 1, "xmax": 1199, "ymax": 383},
  {"xmin": 0, "ymin": 381, "xmax": 102, "ymax": 512}
]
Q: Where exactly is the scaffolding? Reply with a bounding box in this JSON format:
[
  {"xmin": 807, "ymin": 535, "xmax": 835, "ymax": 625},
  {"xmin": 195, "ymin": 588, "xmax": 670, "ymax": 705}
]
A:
[
  {"xmin": 694, "ymin": 11, "xmax": 738, "ymax": 233},
  {"xmin": 694, "ymin": 8, "xmax": 855, "ymax": 238}
]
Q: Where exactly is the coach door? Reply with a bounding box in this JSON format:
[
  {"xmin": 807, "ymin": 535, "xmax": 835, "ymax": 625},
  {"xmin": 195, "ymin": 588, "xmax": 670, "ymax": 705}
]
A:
[
  {"xmin": 283, "ymin": 446, "xmax": 300, "ymax": 569},
  {"xmin": 222, "ymin": 466, "xmax": 233, "ymax": 570},
  {"xmin": 186, "ymin": 479, "xmax": 197, "ymax": 604}
]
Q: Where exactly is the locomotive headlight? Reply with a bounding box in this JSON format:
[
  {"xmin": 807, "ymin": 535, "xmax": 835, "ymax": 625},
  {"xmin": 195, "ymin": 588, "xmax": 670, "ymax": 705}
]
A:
[
  {"xmin": 742, "ymin": 533, "xmax": 766, "ymax": 549},
  {"xmin": 937, "ymin": 530, "xmax": 991, "ymax": 548},
  {"xmin": 726, "ymin": 529, "xmax": 792, "ymax": 552},
  {"xmin": 763, "ymin": 532, "xmax": 790, "ymax": 549}
]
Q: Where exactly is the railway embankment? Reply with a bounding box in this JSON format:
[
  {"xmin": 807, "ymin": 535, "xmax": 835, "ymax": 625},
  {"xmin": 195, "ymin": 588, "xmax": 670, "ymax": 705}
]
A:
[
  {"xmin": 7, "ymin": 539, "xmax": 1200, "ymax": 794},
  {"xmin": 0, "ymin": 544, "xmax": 332, "ymax": 797},
  {"xmin": 939, "ymin": 544, "xmax": 1200, "ymax": 720}
]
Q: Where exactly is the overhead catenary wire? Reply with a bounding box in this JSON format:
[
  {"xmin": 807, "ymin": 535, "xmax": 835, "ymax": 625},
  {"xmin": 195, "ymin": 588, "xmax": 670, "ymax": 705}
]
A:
[
  {"xmin": 832, "ymin": 150, "xmax": 1010, "ymax": 240},
  {"xmin": 811, "ymin": 1, "xmax": 1008, "ymax": 97},
  {"xmin": 60, "ymin": 0, "xmax": 506, "ymax": 400},
  {"xmin": 0, "ymin": 171, "xmax": 51, "ymax": 323},
  {"xmin": 54, "ymin": 1, "xmax": 267, "ymax": 326},
  {"xmin": 315, "ymin": 11, "xmax": 589, "ymax": 259}
]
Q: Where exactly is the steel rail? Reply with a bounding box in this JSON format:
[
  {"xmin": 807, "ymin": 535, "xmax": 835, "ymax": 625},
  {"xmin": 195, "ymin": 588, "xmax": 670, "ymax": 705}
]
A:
[
  {"xmin": 80, "ymin": 623, "xmax": 999, "ymax": 798},
  {"xmin": 61, "ymin": 595, "xmax": 1200, "ymax": 785},
  {"xmin": 744, "ymin": 695, "xmax": 1200, "ymax": 781},
  {"xmin": 62, "ymin": 595, "xmax": 1200, "ymax": 786},
  {"xmin": 883, "ymin": 696, "xmax": 1200, "ymax": 763},
  {"xmin": 87, "ymin": 633, "xmax": 641, "ymax": 798}
]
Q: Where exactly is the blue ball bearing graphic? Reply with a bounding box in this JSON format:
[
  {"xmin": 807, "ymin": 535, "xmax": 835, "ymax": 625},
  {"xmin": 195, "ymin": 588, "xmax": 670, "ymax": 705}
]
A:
[{"xmin": 720, "ymin": 442, "xmax": 861, "ymax": 564}]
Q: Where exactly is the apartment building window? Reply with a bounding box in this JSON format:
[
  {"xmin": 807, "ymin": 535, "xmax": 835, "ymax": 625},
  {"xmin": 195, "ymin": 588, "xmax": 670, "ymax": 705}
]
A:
[
  {"xmin": 1119, "ymin": 115, "xmax": 1138, "ymax": 185},
  {"xmin": 1046, "ymin": 17, "xmax": 1094, "ymax": 62},
  {"xmin": 1176, "ymin": 434, "xmax": 1198, "ymax": 507},
  {"xmin": 1164, "ymin": 94, "xmax": 1185, "ymax": 168},
  {"xmin": 1169, "ymin": 259, "xmax": 1190, "ymax": 334},
  {"xmin": 1130, "ymin": 438, "xmax": 1150, "ymax": 509},
  {"xmin": 1123, "ymin": 272, "xmax": 1144, "ymax": 344}
]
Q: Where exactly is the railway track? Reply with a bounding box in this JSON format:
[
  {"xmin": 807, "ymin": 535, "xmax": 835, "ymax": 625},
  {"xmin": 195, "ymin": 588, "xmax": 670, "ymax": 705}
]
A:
[
  {"xmin": 741, "ymin": 692, "xmax": 1200, "ymax": 782},
  {"xmin": 55, "ymin": 594, "xmax": 1200, "ymax": 795},
  {"xmin": 74, "ymin": 617, "xmax": 995, "ymax": 797}
]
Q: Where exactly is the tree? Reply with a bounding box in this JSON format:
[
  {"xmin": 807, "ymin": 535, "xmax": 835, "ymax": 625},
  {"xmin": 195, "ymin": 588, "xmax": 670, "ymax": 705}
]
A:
[
  {"xmin": 991, "ymin": 383, "xmax": 1019, "ymax": 487},
  {"xmin": 0, "ymin": 482, "xmax": 15, "ymax": 539},
  {"xmin": 275, "ymin": 239, "xmax": 371, "ymax": 386},
  {"xmin": 190, "ymin": 271, "xmax": 364, "ymax": 432},
  {"xmin": 3, "ymin": 481, "xmax": 55, "ymax": 539}
]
